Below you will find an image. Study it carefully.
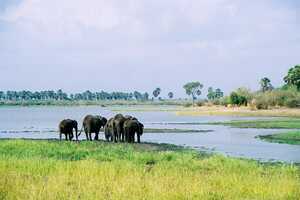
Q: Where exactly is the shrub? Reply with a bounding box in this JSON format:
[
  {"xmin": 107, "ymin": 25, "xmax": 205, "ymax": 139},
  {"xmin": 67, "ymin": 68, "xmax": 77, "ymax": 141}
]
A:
[
  {"xmin": 184, "ymin": 103, "xmax": 193, "ymax": 107},
  {"xmin": 220, "ymin": 96, "xmax": 231, "ymax": 106},
  {"xmin": 230, "ymin": 92, "xmax": 247, "ymax": 106},
  {"xmin": 196, "ymin": 101, "xmax": 205, "ymax": 107},
  {"xmin": 252, "ymin": 88, "xmax": 300, "ymax": 109},
  {"xmin": 284, "ymin": 98, "xmax": 300, "ymax": 108}
]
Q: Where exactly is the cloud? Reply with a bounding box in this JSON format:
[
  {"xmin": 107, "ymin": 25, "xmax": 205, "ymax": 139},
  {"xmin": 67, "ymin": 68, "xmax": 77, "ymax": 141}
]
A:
[{"xmin": 0, "ymin": 0, "xmax": 299, "ymax": 95}]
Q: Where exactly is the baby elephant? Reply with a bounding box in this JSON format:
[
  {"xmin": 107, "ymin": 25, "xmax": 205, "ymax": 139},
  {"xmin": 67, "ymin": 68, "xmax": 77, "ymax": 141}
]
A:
[
  {"xmin": 59, "ymin": 119, "xmax": 78, "ymax": 141},
  {"xmin": 123, "ymin": 119, "xmax": 144, "ymax": 143}
]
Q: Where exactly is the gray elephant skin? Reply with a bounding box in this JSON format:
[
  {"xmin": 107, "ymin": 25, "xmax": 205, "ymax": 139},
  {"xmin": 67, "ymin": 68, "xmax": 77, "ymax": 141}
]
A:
[
  {"xmin": 124, "ymin": 119, "xmax": 144, "ymax": 143},
  {"xmin": 104, "ymin": 118, "xmax": 114, "ymax": 142},
  {"xmin": 81, "ymin": 115, "xmax": 107, "ymax": 141},
  {"xmin": 59, "ymin": 119, "xmax": 78, "ymax": 141},
  {"xmin": 111, "ymin": 114, "xmax": 127, "ymax": 142}
]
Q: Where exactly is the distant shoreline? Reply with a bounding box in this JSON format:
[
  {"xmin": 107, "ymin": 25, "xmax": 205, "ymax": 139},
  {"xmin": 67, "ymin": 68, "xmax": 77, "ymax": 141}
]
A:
[{"xmin": 0, "ymin": 100, "xmax": 187, "ymax": 107}]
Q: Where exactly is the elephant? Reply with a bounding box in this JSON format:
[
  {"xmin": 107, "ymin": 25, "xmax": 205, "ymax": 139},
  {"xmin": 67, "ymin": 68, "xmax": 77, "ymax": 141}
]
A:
[
  {"xmin": 104, "ymin": 118, "xmax": 114, "ymax": 142},
  {"xmin": 58, "ymin": 119, "xmax": 78, "ymax": 141},
  {"xmin": 111, "ymin": 114, "xmax": 127, "ymax": 142},
  {"xmin": 124, "ymin": 115, "xmax": 137, "ymax": 120},
  {"xmin": 80, "ymin": 115, "xmax": 107, "ymax": 141},
  {"xmin": 123, "ymin": 119, "xmax": 144, "ymax": 143}
]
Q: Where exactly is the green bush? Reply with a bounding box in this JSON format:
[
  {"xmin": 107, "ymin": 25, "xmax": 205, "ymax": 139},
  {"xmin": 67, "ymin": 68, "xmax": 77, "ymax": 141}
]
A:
[{"xmin": 230, "ymin": 92, "xmax": 247, "ymax": 106}]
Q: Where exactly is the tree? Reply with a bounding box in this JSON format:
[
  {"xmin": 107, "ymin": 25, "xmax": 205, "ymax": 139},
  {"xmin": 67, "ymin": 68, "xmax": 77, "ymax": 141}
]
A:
[
  {"xmin": 153, "ymin": 88, "xmax": 161, "ymax": 99},
  {"xmin": 168, "ymin": 92, "xmax": 174, "ymax": 99},
  {"xmin": 143, "ymin": 92, "xmax": 149, "ymax": 101},
  {"xmin": 183, "ymin": 81, "xmax": 203, "ymax": 106},
  {"xmin": 207, "ymin": 87, "xmax": 224, "ymax": 100},
  {"xmin": 133, "ymin": 91, "xmax": 143, "ymax": 101},
  {"xmin": 284, "ymin": 65, "xmax": 300, "ymax": 90},
  {"xmin": 0, "ymin": 91, "xmax": 4, "ymax": 100},
  {"xmin": 207, "ymin": 87, "xmax": 215, "ymax": 100},
  {"xmin": 215, "ymin": 88, "xmax": 224, "ymax": 99},
  {"xmin": 260, "ymin": 77, "xmax": 273, "ymax": 92}
]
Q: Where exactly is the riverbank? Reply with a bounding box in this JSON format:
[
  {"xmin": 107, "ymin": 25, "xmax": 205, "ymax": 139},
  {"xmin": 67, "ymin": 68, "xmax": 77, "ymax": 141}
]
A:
[
  {"xmin": 176, "ymin": 106, "xmax": 300, "ymax": 118},
  {"xmin": 2, "ymin": 102, "xmax": 300, "ymax": 118},
  {"xmin": 0, "ymin": 139, "xmax": 299, "ymax": 199},
  {"xmin": 0, "ymin": 100, "xmax": 187, "ymax": 107},
  {"xmin": 208, "ymin": 118, "xmax": 300, "ymax": 129}
]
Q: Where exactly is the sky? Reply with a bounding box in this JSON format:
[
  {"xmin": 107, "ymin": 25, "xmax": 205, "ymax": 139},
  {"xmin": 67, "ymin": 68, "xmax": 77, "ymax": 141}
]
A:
[{"xmin": 0, "ymin": 0, "xmax": 299, "ymax": 97}]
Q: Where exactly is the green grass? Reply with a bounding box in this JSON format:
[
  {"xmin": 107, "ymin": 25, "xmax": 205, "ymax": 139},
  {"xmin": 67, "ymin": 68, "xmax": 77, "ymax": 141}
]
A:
[
  {"xmin": 209, "ymin": 118, "xmax": 300, "ymax": 145},
  {"xmin": 0, "ymin": 139, "xmax": 299, "ymax": 199},
  {"xmin": 209, "ymin": 118, "xmax": 300, "ymax": 129},
  {"xmin": 259, "ymin": 131, "xmax": 300, "ymax": 145}
]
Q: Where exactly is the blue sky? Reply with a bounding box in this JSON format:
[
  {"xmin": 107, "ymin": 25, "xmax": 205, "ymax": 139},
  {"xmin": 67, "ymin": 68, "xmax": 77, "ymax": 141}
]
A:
[{"xmin": 0, "ymin": 0, "xmax": 299, "ymax": 97}]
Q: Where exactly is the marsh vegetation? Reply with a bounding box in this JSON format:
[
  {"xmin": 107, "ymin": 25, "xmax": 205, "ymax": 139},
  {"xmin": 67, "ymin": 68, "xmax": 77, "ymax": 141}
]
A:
[{"xmin": 0, "ymin": 139, "xmax": 299, "ymax": 200}]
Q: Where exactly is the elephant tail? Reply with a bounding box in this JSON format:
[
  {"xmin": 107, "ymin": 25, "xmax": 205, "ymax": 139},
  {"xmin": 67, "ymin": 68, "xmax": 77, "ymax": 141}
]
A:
[{"xmin": 77, "ymin": 126, "xmax": 84, "ymax": 137}]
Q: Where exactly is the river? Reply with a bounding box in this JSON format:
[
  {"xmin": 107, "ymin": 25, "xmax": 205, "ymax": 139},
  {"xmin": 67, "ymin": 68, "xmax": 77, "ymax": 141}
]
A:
[{"xmin": 0, "ymin": 106, "xmax": 299, "ymax": 163}]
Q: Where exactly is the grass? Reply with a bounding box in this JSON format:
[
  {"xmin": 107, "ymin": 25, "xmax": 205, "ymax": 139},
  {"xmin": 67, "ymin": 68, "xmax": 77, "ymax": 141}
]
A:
[
  {"xmin": 0, "ymin": 139, "xmax": 299, "ymax": 199},
  {"xmin": 209, "ymin": 118, "xmax": 300, "ymax": 129},
  {"xmin": 258, "ymin": 131, "xmax": 300, "ymax": 145},
  {"xmin": 208, "ymin": 118, "xmax": 300, "ymax": 145}
]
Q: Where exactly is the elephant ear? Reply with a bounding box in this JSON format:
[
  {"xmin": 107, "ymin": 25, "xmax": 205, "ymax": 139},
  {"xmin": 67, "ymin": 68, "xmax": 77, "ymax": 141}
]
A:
[{"xmin": 102, "ymin": 117, "xmax": 108, "ymax": 125}]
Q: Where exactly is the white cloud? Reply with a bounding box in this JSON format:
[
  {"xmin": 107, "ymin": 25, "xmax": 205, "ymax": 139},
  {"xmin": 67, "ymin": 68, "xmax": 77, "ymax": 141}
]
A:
[{"xmin": 0, "ymin": 0, "xmax": 299, "ymax": 94}]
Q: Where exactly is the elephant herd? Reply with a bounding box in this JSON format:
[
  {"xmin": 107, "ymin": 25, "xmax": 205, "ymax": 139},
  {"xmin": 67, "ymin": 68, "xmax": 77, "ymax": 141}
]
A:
[{"xmin": 58, "ymin": 114, "xmax": 144, "ymax": 143}]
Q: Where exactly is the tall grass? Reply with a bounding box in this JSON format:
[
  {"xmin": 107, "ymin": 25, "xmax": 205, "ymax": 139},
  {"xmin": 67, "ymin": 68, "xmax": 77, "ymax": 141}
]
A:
[{"xmin": 0, "ymin": 140, "xmax": 299, "ymax": 200}]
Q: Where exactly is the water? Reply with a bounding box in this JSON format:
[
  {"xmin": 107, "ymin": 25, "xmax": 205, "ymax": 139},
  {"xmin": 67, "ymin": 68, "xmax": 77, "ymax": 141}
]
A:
[{"xmin": 0, "ymin": 106, "xmax": 300, "ymax": 163}]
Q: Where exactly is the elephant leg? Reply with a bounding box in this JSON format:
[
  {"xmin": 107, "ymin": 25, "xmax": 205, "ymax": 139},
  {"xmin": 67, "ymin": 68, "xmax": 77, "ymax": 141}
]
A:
[
  {"xmin": 129, "ymin": 128, "xmax": 134, "ymax": 143},
  {"xmin": 112, "ymin": 132, "xmax": 116, "ymax": 142},
  {"xmin": 113, "ymin": 128, "xmax": 118, "ymax": 143},
  {"xmin": 124, "ymin": 128, "xmax": 128, "ymax": 142},
  {"xmin": 117, "ymin": 127, "xmax": 122, "ymax": 143},
  {"xmin": 125, "ymin": 128, "xmax": 130, "ymax": 143},
  {"xmin": 69, "ymin": 132, "xmax": 74, "ymax": 141},
  {"xmin": 65, "ymin": 134, "xmax": 68, "ymax": 141},
  {"xmin": 84, "ymin": 128, "xmax": 89, "ymax": 141},
  {"xmin": 94, "ymin": 132, "xmax": 99, "ymax": 141},
  {"xmin": 59, "ymin": 133, "xmax": 62, "ymax": 141},
  {"xmin": 110, "ymin": 132, "xmax": 114, "ymax": 142},
  {"xmin": 137, "ymin": 134, "xmax": 140, "ymax": 143},
  {"xmin": 89, "ymin": 133, "xmax": 92, "ymax": 141}
]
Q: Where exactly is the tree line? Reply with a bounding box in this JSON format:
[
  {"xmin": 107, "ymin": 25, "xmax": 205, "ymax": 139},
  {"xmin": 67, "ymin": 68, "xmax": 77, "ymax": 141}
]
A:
[
  {"xmin": 0, "ymin": 90, "xmax": 150, "ymax": 101},
  {"xmin": 0, "ymin": 85, "xmax": 224, "ymax": 103}
]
